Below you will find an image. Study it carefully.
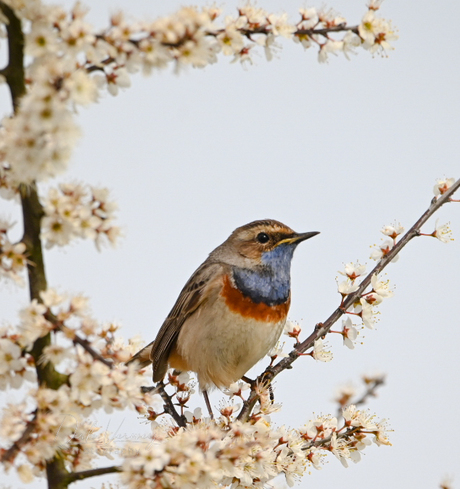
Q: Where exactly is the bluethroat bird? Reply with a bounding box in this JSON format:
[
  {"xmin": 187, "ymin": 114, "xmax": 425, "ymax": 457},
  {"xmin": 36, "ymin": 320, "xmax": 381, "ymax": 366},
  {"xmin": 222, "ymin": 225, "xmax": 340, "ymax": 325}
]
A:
[{"xmin": 128, "ymin": 219, "xmax": 319, "ymax": 408}]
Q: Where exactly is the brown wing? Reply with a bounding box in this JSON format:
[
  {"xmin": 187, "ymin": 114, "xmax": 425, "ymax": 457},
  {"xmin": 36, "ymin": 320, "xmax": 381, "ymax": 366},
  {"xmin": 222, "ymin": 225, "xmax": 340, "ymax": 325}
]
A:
[{"xmin": 127, "ymin": 261, "xmax": 225, "ymax": 382}]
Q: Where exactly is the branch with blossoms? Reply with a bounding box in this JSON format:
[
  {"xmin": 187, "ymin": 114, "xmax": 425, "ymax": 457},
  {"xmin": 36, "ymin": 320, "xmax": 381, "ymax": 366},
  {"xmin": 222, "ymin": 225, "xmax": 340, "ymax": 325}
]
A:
[
  {"xmin": 0, "ymin": 410, "xmax": 37, "ymax": 464},
  {"xmin": 1, "ymin": 0, "xmax": 454, "ymax": 487},
  {"xmin": 81, "ymin": 2, "xmax": 395, "ymax": 76},
  {"xmin": 0, "ymin": 0, "xmax": 396, "ymax": 187},
  {"xmin": 238, "ymin": 177, "xmax": 460, "ymax": 421}
]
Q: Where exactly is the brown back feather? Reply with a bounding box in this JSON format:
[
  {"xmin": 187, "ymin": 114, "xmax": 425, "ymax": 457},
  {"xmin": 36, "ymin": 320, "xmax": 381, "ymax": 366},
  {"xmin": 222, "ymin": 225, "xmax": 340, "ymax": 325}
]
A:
[{"xmin": 127, "ymin": 261, "xmax": 225, "ymax": 382}]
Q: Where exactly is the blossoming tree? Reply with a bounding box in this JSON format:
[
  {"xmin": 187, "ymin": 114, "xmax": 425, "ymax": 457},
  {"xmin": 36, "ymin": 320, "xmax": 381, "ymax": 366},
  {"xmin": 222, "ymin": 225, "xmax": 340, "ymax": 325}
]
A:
[{"xmin": 0, "ymin": 0, "xmax": 458, "ymax": 488}]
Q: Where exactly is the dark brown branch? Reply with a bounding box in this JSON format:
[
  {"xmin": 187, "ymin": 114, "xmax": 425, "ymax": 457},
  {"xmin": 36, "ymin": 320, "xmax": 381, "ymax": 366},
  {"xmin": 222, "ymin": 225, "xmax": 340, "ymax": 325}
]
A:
[
  {"xmin": 239, "ymin": 179, "xmax": 460, "ymax": 421},
  {"xmin": 0, "ymin": 410, "xmax": 37, "ymax": 464},
  {"xmin": 64, "ymin": 465, "xmax": 121, "ymax": 484},
  {"xmin": 44, "ymin": 311, "xmax": 114, "ymax": 368},
  {"xmin": 0, "ymin": 1, "xmax": 26, "ymax": 111},
  {"xmin": 158, "ymin": 382, "xmax": 187, "ymax": 428}
]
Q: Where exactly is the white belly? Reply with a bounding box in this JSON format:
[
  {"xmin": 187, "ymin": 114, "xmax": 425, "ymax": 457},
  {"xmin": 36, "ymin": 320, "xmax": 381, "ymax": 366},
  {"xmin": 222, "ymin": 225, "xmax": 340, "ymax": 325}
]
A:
[{"xmin": 175, "ymin": 296, "xmax": 285, "ymax": 390}]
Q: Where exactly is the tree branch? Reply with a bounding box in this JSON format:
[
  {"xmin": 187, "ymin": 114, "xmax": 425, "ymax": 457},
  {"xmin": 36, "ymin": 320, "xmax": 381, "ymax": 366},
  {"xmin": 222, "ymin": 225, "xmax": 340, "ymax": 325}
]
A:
[
  {"xmin": 0, "ymin": 410, "xmax": 37, "ymax": 464},
  {"xmin": 0, "ymin": 1, "xmax": 26, "ymax": 111},
  {"xmin": 239, "ymin": 179, "xmax": 460, "ymax": 421},
  {"xmin": 85, "ymin": 23, "xmax": 361, "ymax": 72},
  {"xmin": 44, "ymin": 311, "xmax": 114, "ymax": 368},
  {"xmin": 64, "ymin": 465, "xmax": 121, "ymax": 484},
  {"xmin": 158, "ymin": 382, "xmax": 187, "ymax": 428}
]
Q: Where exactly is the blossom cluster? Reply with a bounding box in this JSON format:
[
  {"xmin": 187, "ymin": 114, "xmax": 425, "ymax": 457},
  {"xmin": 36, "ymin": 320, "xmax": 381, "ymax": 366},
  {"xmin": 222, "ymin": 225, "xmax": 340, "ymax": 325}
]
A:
[
  {"xmin": 310, "ymin": 177, "xmax": 457, "ymax": 361},
  {"xmin": 0, "ymin": 288, "xmax": 152, "ymax": 476},
  {"xmin": 0, "ymin": 218, "xmax": 27, "ymax": 284},
  {"xmin": 370, "ymin": 223, "xmax": 405, "ymax": 262},
  {"xmin": 433, "ymin": 177, "xmax": 456, "ymax": 197},
  {"xmin": 122, "ymin": 402, "xmax": 390, "ymax": 488},
  {"xmin": 41, "ymin": 182, "xmax": 120, "ymax": 249},
  {"xmin": 0, "ymin": 331, "xmax": 35, "ymax": 389},
  {"xmin": 337, "ymin": 262, "xmax": 394, "ymax": 338},
  {"xmin": 0, "ymin": 0, "xmax": 396, "ymax": 186}
]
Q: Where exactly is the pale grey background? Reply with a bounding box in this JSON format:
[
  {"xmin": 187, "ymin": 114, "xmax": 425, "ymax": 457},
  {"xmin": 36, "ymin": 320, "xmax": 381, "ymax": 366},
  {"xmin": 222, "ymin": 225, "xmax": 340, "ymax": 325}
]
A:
[{"xmin": 1, "ymin": 0, "xmax": 459, "ymax": 488}]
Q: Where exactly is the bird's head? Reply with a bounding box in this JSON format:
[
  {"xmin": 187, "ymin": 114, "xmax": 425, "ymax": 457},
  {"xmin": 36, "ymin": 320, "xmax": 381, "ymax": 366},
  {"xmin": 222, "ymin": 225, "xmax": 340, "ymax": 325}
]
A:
[{"xmin": 211, "ymin": 219, "xmax": 319, "ymax": 269}]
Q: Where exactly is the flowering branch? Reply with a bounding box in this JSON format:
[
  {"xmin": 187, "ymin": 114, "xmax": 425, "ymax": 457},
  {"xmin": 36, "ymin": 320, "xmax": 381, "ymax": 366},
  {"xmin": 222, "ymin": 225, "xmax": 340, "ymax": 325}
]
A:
[
  {"xmin": 0, "ymin": 2, "xmax": 397, "ymax": 187},
  {"xmin": 0, "ymin": 4, "xmax": 71, "ymax": 485},
  {"xmin": 0, "ymin": 1, "xmax": 447, "ymax": 486},
  {"xmin": 238, "ymin": 178, "xmax": 460, "ymax": 421},
  {"xmin": 44, "ymin": 311, "xmax": 114, "ymax": 368},
  {"xmin": 0, "ymin": 410, "xmax": 37, "ymax": 464},
  {"xmin": 157, "ymin": 382, "xmax": 187, "ymax": 428}
]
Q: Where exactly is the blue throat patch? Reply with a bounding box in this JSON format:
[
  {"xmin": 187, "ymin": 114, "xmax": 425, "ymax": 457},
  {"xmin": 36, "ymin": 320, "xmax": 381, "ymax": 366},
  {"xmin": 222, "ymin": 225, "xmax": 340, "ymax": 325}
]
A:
[{"xmin": 232, "ymin": 244, "xmax": 296, "ymax": 306}]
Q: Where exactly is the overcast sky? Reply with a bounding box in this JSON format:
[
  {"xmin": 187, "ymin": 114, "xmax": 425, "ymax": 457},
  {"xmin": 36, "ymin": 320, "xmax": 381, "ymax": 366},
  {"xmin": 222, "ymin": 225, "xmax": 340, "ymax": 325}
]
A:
[{"xmin": 1, "ymin": 0, "xmax": 459, "ymax": 488}]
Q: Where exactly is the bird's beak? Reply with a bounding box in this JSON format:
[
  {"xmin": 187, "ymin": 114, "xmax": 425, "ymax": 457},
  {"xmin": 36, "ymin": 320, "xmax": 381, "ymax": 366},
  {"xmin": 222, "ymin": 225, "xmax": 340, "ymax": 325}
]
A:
[{"xmin": 276, "ymin": 231, "xmax": 320, "ymax": 247}]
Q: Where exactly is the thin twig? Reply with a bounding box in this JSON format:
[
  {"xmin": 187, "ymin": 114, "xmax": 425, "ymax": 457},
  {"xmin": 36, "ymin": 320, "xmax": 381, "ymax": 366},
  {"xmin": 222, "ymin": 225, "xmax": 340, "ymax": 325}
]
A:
[
  {"xmin": 0, "ymin": 410, "xmax": 38, "ymax": 464},
  {"xmin": 44, "ymin": 311, "xmax": 114, "ymax": 368},
  {"xmin": 64, "ymin": 465, "xmax": 121, "ymax": 484},
  {"xmin": 238, "ymin": 179, "xmax": 460, "ymax": 421},
  {"xmin": 296, "ymin": 24, "xmax": 359, "ymax": 37},
  {"xmin": 302, "ymin": 426, "xmax": 362, "ymax": 452},
  {"xmin": 157, "ymin": 382, "xmax": 187, "ymax": 428}
]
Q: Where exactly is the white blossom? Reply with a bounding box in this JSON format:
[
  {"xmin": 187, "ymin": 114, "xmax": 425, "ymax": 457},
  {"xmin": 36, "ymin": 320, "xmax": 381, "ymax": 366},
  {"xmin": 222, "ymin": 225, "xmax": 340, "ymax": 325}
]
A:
[
  {"xmin": 337, "ymin": 279, "xmax": 359, "ymax": 296},
  {"xmin": 372, "ymin": 419, "xmax": 392, "ymax": 446},
  {"xmin": 18, "ymin": 299, "xmax": 53, "ymax": 350},
  {"xmin": 433, "ymin": 219, "xmax": 453, "ymax": 243},
  {"xmin": 358, "ymin": 10, "xmax": 397, "ymax": 54},
  {"xmin": 0, "ymin": 239, "xmax": 27, "ymax": 284},
  {"xmin": 358, "ymin": 299, "xmax": 376, "ymax": 329},
  {"xmin": 268, "ymin": 341, "xmax": 289, "ymax": 358},
  {"xmin": 312, "ymin": 339, "xmax": 333, "ymax": 362},
  {"xmin": 339, "ymin": 261, "xmax": 366, "ymax": 280},
  {"xmin": 381, "ymin": 222, "xmax": 404, "ymax": 239},
  {"xmin": 370, "ymin": 238, "xmax": 398, "ymax": 262},
  {"xmin": 284, "ymin": 320, "xmax": 301, "ymax": 341},
  {"xmin": 224, "ymin": 380, "xmax": 250, "ymax": 398},
  {"xmin": 41, "ymin": 183, "xmax": 120, "ymax": 249},
  {"xmin": 370, "ymin": 274, "xmax": 394, "ymax": 300},
  {"xmin": 341, "ymin": 317, "xmax": 358, "ymax": 349},
  {"xmin": 433, "ymin": 177, "xmax": 455, "ymax": 196}
]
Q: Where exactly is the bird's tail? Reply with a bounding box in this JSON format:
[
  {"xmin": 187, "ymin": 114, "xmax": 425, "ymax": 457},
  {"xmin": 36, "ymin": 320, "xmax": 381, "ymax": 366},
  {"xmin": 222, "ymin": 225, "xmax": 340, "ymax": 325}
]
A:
[{"xmin": 126, "ymin": 340, "xmax": 154, "ymax": 369}]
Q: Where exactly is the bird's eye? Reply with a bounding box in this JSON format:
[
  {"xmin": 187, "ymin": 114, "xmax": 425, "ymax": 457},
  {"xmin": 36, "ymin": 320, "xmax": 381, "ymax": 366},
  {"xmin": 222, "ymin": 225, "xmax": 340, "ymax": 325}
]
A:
[{"xmin": 256, "ymin": 232, "xmax": 270, "ymax": 244}]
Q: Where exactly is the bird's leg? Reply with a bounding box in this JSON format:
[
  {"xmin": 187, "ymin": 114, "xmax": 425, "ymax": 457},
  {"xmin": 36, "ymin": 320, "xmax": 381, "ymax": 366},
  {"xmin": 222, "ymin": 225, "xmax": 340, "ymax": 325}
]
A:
[{"xmin": 203, "ymin": 390, "xmax": 214, "ymax": 419}]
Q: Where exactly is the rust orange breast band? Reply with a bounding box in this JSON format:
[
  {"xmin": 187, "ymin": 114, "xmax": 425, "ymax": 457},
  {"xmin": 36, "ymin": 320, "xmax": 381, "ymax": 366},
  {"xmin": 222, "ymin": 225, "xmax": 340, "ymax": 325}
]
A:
[{"xmin": 221, "ymin": 274, "xmax": 290, "ymax": 322}]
